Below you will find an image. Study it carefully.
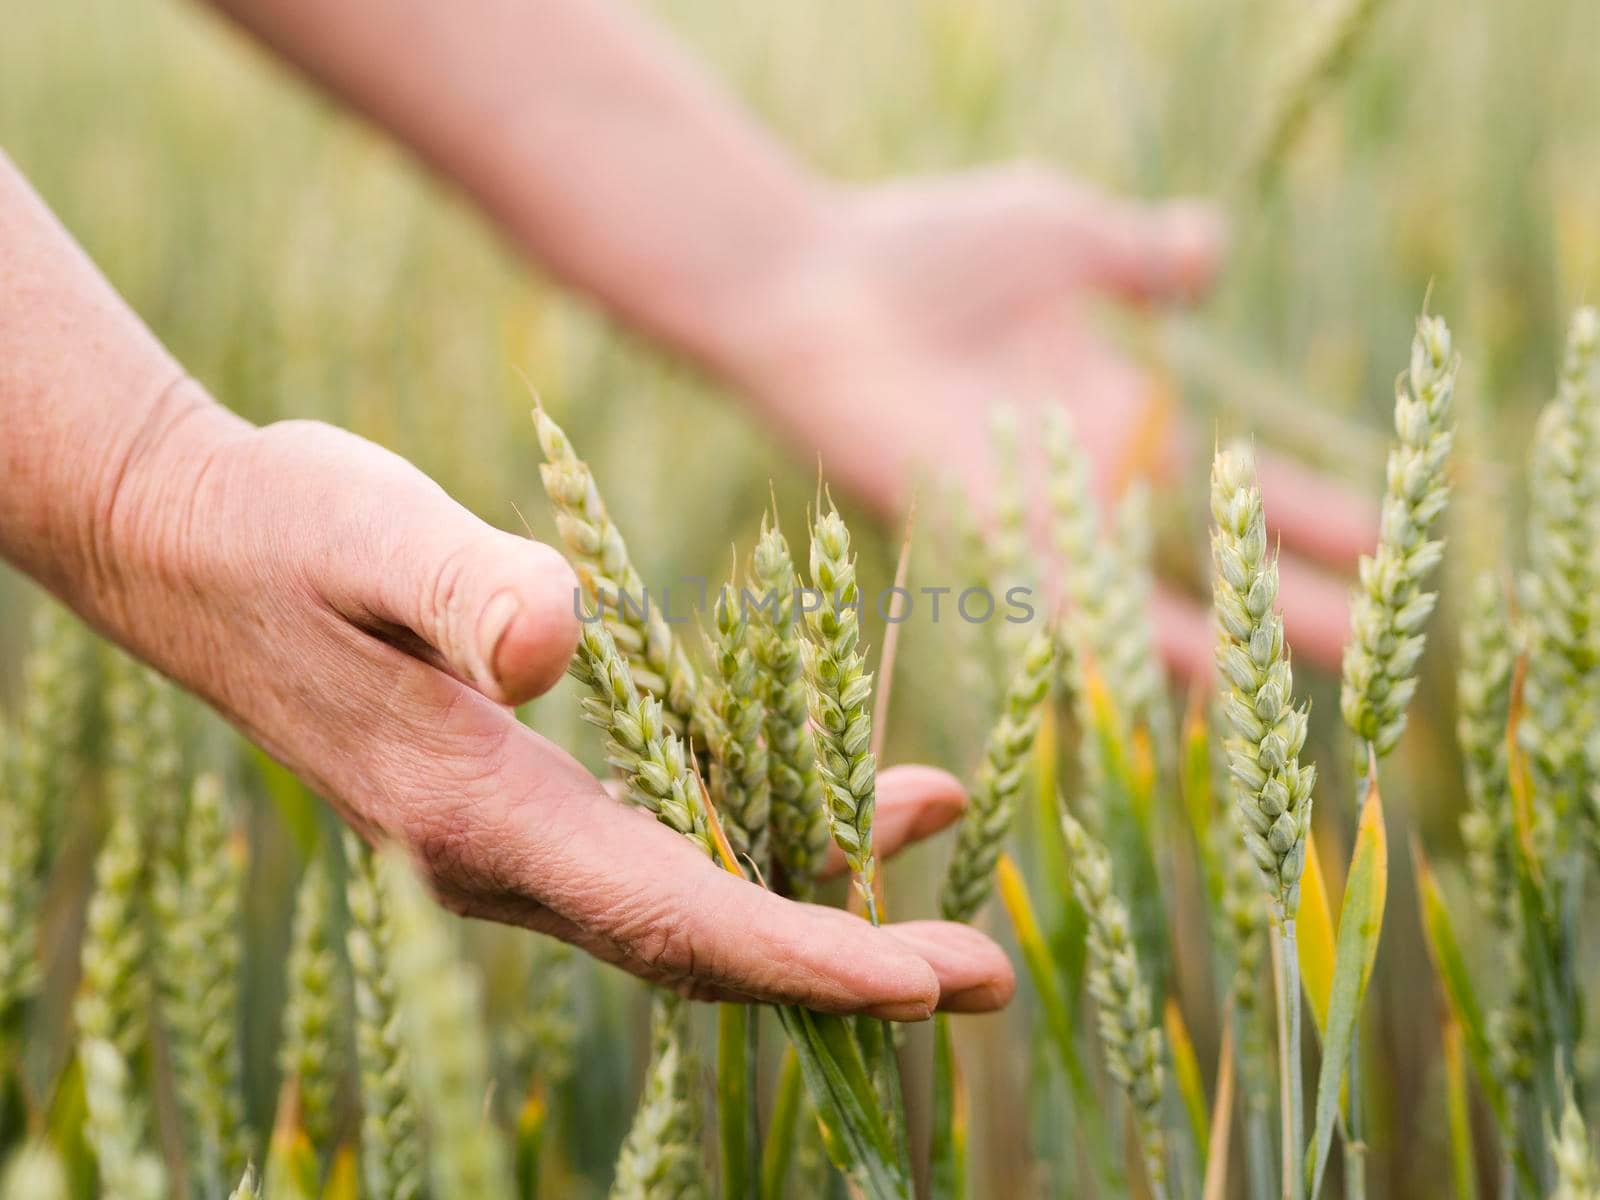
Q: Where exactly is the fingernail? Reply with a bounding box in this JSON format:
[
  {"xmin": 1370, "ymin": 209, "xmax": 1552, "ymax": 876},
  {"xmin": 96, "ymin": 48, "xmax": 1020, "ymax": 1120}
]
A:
[
  {"xmin": 941, "ymin": 979, "xmax": 1013, "ymax": 1014},
  {"xmin": 477, "ymin": 590, "xmax": 522, "ymax": 690},
  {"xmin": 864, "ymin": 997, "xmax": 935, "ymax": 1023}
]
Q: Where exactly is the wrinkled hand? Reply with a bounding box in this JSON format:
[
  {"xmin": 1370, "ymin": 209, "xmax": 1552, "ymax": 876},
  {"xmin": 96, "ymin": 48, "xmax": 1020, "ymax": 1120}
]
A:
[
  {"xmin": 95, "ymin": 391, "xmax": 1012, "ymax": 1018},
  {"xmin": 735, "ymin": 166, "xmax": 1377, "ymax": 678}
]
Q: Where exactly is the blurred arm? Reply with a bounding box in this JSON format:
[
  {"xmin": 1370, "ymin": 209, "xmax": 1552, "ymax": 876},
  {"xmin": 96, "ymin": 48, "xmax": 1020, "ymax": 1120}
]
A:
[{"xmin": 205, "ymin": 0, "xmax": 827, "ymax": 384}]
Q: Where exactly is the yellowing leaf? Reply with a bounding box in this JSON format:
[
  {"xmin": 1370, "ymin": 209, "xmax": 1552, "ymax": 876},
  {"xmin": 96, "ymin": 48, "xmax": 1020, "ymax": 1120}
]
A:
[
  {"xmin": 1306, "ymin": 777, "xmax": 1388, "ymax": 1198},
  {"xmin": 1164, "ymin": 997, "xmax": 1210, "ymax": 1155},
  {"xmin": 1296, "ymin": 829, "xmax": 1337, "ymax": 1038}
]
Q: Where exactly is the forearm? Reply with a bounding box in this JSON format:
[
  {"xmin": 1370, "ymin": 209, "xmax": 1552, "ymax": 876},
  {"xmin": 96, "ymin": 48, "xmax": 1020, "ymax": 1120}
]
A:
[
  {"xmin": 206, "ymin": 0, "xmax": 828, "ymax": 380},
  {"xmin": 0, "ymin": 152, "xmax": 245, "ymax": 621}
]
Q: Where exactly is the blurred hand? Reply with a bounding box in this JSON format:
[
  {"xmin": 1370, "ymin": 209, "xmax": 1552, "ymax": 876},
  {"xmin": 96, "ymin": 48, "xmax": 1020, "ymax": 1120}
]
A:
[
  {"xmin": 734, "ymin": 166, "xmax": 1377, "ymax": 679},
  {"xmin": 98, "ymin": 394, "xmax": 1012, "ymax": 1018}
]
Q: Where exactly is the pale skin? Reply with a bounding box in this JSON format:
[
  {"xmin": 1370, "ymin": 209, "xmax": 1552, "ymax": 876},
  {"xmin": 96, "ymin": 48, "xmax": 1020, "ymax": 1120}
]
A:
[{"xmin": 0, "ymin": 0, "xmax": 1375, "ymax": 1018}]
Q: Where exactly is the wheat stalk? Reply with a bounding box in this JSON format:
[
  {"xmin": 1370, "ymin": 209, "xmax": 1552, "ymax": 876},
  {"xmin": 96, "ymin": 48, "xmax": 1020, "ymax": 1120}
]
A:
[
  {"xmin": 1210, "ymin": 444, "xmax": 1315, "ymax": 1199},
  {"xmin": 156, "ymin": 773, "xmax": 251, "ymax": 1191},
  {"xmin": 1061, "ymin": 812, "xmax": 1169, "ymax": 1198},
  {"xmin": 988, "ymin": 404, "xmax": 1034, "ymax": 668},
  {"xmin": 280, "ymin": 852, "xmax": 345, "ymax": 1160},
  {"xmin": 534, "ymin": 405, "xmax": 702, "ymax": 735},
  {"xmin": 704, "ymin": 572, "xmax": 770, "ymax": 867},
  {"xmin": 750, "ymin": 513, "xmax": 830, "ymax": 898},
  {"xmin": 1234, "ymin": 0, "xmax": 1390, "ymax": 195},
  {"xmin": 800, "ymin": 500, "xmax": 879, "ymax": 918},
  {"xmin": 939, "ymin": 628, "xmax": 1056, "ymax": 923},
  {"xmin": 343, "ymin": 831, "xmax": 424, "ymax": 1200},
  {"xmin": 1109, "ymin": 481, "xmax": 1175, "ymax": 745},
  {"xmin": 382, "ymin": 848, "xmax": 516, "ymax": 1200},
  {"xmin": 1341, "ymin": 314, "xmax": 1457, "ymax": 761}
]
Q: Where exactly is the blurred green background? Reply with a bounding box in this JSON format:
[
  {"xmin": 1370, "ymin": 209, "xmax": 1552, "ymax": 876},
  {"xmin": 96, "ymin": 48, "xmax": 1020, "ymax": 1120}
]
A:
[{"xmin": 4, "ymin": 0, "xmax": 1600, "ymax": 1194}]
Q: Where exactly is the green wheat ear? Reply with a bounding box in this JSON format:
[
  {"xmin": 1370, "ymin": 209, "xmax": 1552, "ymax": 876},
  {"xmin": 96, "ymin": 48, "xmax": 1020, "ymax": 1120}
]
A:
[
  {"xmin": 0, "ymin": 1140, "xmax": 69, "ymax": 1200},
  {"xmin": 1551, "ymin": 1086, "xmax": 1600, "ymax": 1200},
  {"xmin": 1340, "ymin": 313, "xmax": 1457, "ymax": 761},
  {"xmin": 1457, "ymin": 574, "xmax": 1516, "ymax": 929},
  {"xmin": 703, "ymin": 567, "xmax": 771, "ymax": 867},
  {"xmin": 382, "ymin": 847, "xmax": 516, "ymax": 1200},
  {"xmin": 1519, "ymin": 307, "xmax": 1600, "ymax": 854},
  {"xmin": 157, "ymin": 773, "xmax": 251, "ymax": 1192},
  {"xmin": 228, "ymin": 1163, "xmax": 262, "ymax": 1200},
  {"xmin": 279, "ymin": 851, "xmax": 345, "ymax": 1162},
  {"xmin": 533, "ymin": 403, "xmax": 702, "ymax": 736},
  {"xmin": 750, "ymin": 511, "xmax": 830, "ymax": 898},
  {"xmin": 1209, "ymin": 445, "xmax": 1316, "ymax": 915},
  {"xmin": 1061, "ymin": 812, "xmax": 1169, "ymax": 1197},
  {"xmin": 800, "ymin": 500, "xmax": 879, "ymax": 913},
  {"xmin": 342, "ymin": 831, "xmax": 424, "ymax": 1200},
  {"xmin": 2, "ymin": 604, "xmax": 97, "ymax": 1027},
  {"xmin": 939, "ymin": 628, "xmax": 1056, "ymax": 923},
  {"xmin": 609, "ymin": 994, "xmax": 708, "ymax": 1200},
  {"xmin": 80, "ymin": 1038, "xmax": 167, "ymax": 1200}
]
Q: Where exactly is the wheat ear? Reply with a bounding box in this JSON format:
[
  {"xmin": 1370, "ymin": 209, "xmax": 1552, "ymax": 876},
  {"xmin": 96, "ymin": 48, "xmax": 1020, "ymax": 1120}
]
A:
[
  {"xmin": 939, "ymin": 629, "xmax": 1056, "ymax": 922},
  {"xmin": 0, "ymin": 1140, "xmax": 69, "ymax": 1200},
  {"xmin": 280, "ymin": 852, "xmax": 345, "ymax": 1160},
  {"xmin": 704, "ymin": 571, "xmax": 771, "ymax": 867},
  {"xmin": 1061, "ymin": 812, "xmax": 1169, "ymax": 1198},
  {"xmin": 1457, "ymin": 574, "xmax": 1516, "ymax": 927},
  {"xmin": 569, "ymin": 621, "xmax": 714, "ymax": 854},
  {"xmin": 343, "ymin": 831, "xmax": 424, "ymax": 1200},
  {"xmin": 1, "ymin": 605, "xmax": 96, "ymax": 1024},
  {"xmin": 533, "ymin": 405, "xmax": 701, "ymax": 735},
  {"xmin": 1210, "ymin": 446, "xmax": 1317, "ymax": 913},
  {"xmin": 1519, "ymin": 308, "xmax": 1600, "ymax": 851},
  {"xmin": 80, "ymin": 1038, "xmax": 167, "ymax": 1200},
  {"xmin": 564, "ymin": 619, "xmax": 711, "ymax": 1192},
  {"xmin": 1340, "ymin": 314, "xmax": 1457, "ymax": 760},
  {"xmin": 750, "ymin": 513, "xmax": 830, "ymax": 898},
  {"xmin": 156, "ymin": 773, "xmax": 251, "ymax": 1190},
  {"xmin": 609, "ymin": 993, "xmax": 708, "ymax": 1200},
  {"xmin": 228, "ymin": 1163, "xmax": 263, "ymax": 1200},
  {"xmin": 382, "ymin": 848, "xmax": 516, "ymax": 1200},
  {"xmin": 1210, "ymin": 444, "xmax": 1314, "ymax": 1197},
  {"xmin": 801, "ymin": 500, "xmax": 879, "ymax": 916},
  {"xmin": 1551, "ymin": 1087, "xmax": 1600, "ymax": 1200}
]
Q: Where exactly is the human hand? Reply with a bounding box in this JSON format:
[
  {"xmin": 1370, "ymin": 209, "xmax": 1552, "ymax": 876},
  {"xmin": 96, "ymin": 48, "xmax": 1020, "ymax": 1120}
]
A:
[
  {"xmin": 726, "ymin": 166, "xmax": 1377, "ymax": 680},
  {"xmin": 84, "ymin": 391, "xmax": 1013, "ymax": 1017}
]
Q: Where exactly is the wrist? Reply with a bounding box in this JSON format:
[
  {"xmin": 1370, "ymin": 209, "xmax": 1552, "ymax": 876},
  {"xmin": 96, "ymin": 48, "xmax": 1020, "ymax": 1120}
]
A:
[{"xmin": 18, "ymin": 371, "xmax": 252, "ymax": 640}]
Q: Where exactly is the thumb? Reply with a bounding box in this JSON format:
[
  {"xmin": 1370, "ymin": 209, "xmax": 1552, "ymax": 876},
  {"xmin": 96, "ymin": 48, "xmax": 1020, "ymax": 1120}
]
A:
[
  {"xmin": 1066, "ymin": 195, "xmax": 1226, "ymax": 304},
  {"xmin": 296, "ymin": 423, "xmax": 582, "ymax": 705}
]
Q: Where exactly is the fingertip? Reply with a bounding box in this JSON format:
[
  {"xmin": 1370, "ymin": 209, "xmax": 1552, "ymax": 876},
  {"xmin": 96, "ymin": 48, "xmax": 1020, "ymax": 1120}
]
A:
[
  {"xmin": 1156, "ymin": 201, "xmax": 1227, "ymax": 300},
  {"xmin": 481, "ymin": 540, "xmax": 581, "ymax": 704},
  {"xmin": 883, "ymin": 920, "xmax": 1016, "ymax": 1015},
  {"xmin": 877, "ymin": 764, "xmax": 967, "ymax": 831}
]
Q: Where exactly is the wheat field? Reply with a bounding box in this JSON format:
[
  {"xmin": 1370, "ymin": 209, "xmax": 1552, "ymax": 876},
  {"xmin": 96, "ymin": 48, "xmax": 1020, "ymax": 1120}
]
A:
[{"xmin": 5, "ymin": 0, "xmax": 1600, "ymax": 1196}]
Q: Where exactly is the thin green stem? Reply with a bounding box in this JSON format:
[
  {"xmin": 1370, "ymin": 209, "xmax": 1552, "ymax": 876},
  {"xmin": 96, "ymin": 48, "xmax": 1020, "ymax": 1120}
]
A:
[
  {"xmin": 1277, "ymin": 915, "xmax": 1304, "ymax": 1200},
  {"xmin": 1248, "ymin": 1107, "xmax": 1277, "ymax": 1200},
  {"xmin": 1343, "ymin": 1043, "xmax": 1366, "ymax": 1200}
]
